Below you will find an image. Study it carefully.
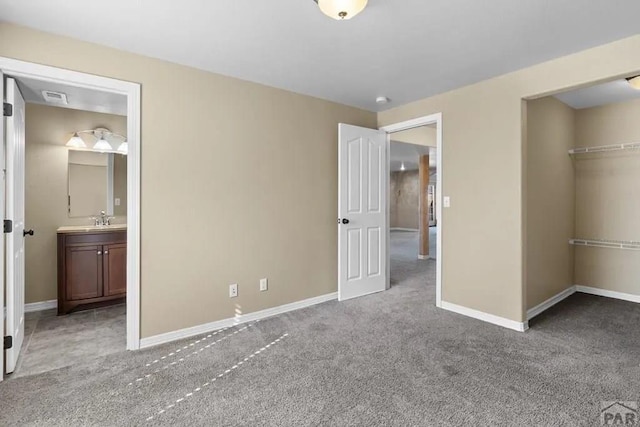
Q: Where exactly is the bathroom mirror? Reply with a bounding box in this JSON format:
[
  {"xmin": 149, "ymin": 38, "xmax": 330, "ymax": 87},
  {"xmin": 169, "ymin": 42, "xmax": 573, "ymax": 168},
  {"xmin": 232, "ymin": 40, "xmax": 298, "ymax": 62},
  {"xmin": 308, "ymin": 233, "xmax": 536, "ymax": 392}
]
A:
[{"xmin": 67, "ymin": 150, "xmax": 127, "ymax": 218}]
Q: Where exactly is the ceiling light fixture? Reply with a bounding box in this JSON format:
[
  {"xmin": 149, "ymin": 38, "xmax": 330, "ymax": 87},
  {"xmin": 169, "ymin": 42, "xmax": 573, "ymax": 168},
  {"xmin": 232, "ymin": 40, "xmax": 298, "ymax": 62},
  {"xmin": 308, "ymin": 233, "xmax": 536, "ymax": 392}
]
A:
[
  {"xmin": 626, "ymin": 75, "xmax": 640, "ymax": 90},
  {"xmin": 313, "ymin": 0, "xmax": 368, "ymax": 20},
  {"xmin": 66, "ymin": 132, "xmax": 87, "ymax": 149},
  {"xmin": 400, "ymin": 162, "xmax": 406, "ymax": 171},
  {"xmin": 376, "ymin": 96, "xmax": 390, "ymax": 105}
]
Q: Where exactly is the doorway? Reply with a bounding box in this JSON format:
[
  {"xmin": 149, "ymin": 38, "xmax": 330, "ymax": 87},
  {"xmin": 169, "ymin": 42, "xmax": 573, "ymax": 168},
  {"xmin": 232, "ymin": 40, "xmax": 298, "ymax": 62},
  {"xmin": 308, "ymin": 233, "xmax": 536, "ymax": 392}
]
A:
[
  {"xmin": 388, "ymin": 137, "xmax": 438, "ymax": 291},
  {"xmin": 381, "ymin": 114, "xmax": 443, "ymax": 307},
  {"xmin": 336, "ymin": 114, "xmax": 443, "ymax": 306},
  {"xmin": 1, "ymin": 57, "xmax": 141, "ymax": 381}
]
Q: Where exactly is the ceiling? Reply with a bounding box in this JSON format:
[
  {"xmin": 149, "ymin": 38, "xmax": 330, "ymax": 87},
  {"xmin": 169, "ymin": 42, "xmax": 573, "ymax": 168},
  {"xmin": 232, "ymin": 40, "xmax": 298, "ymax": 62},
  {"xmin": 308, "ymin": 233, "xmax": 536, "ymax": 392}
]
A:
[
  {"xmin": 15, "ymin": 76, "xmax": 127, "ymax": 116},
  {"xmin": 2, "ymin": 1, "xmax": 640, "ymax": 112},
  {"xmin": 554, "ymin": 79, "xmax": 640, "ymax": 110},
  {"xmin": 390, "ymin": 141, "xmax": 436, "ymax": 172}
]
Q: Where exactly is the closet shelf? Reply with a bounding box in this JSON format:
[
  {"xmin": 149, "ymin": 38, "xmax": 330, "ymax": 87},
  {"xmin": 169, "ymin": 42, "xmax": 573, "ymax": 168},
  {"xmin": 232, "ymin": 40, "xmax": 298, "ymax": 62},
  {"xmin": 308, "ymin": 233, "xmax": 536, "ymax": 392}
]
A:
[
  {"xmin": 568, "ymin": 142, "xmax": 640, "ymax": 155},
  {"xmin": 569, "ymin": 238, "xmax": 640, "ymax": 251}
]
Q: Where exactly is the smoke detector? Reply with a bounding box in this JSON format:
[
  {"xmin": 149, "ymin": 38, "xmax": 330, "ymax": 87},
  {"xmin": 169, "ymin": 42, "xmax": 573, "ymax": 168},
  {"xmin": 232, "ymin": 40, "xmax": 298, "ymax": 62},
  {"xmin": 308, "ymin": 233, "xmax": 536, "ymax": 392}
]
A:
[
  {"xmin": 376, "ymin": 96, "xmax": 390, "ymax": 105},
  {"xmin": 41, "ymin": 90, "xmax": 68, "ymax": 105}
]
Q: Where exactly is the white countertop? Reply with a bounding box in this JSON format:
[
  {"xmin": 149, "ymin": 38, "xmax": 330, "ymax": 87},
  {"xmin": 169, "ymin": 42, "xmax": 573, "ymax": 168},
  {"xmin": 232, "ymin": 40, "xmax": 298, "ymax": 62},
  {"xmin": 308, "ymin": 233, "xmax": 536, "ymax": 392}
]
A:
[{"xmin": 57, "ymin": 224, "xmax": 127, "ymax": 234}]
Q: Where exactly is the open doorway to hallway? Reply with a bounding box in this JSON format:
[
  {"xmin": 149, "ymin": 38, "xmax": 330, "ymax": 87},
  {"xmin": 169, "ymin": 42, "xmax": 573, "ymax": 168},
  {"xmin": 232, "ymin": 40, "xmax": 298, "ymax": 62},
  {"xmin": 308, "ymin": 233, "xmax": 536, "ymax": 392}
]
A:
[{"xmin": 388, "ymin": 126, "xmax": 438, "ymax": 290}]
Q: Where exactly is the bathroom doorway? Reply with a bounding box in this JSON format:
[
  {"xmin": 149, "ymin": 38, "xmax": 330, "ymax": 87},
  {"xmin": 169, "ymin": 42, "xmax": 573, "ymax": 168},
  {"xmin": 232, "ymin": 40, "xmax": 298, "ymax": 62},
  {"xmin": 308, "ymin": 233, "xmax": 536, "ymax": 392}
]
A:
[{"xmin": 0, "ymin": 57, "xmax": 141, "ymax": 381}]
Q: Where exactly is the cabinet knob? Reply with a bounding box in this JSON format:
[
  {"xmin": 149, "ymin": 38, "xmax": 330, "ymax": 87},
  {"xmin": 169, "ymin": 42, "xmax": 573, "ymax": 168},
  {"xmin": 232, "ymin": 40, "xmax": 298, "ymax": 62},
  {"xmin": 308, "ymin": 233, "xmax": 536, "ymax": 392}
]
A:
[
  {"xmin": 104, "ymin": 251, "xmax": 109, "ymax": 254},
  {"xmin": 97, "ymin": 251, "xmax": 102, "ymax": 255}
]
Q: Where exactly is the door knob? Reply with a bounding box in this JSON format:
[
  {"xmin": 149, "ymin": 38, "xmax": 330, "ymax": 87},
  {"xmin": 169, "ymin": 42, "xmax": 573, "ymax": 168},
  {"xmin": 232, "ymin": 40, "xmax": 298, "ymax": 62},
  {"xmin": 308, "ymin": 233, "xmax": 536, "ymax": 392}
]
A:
[
  {"xmin": 341, "ymin": 218, "xmax": 350, "ymax": 224},
  {"xmin": 23, "ymin": 229, "xmax": 34, "ymax": 237}
]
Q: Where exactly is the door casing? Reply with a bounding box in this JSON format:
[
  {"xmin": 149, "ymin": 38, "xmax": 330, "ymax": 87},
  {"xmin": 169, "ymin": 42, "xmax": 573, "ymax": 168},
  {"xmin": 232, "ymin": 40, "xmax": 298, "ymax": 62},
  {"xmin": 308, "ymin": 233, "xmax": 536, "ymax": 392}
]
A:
[
  {"xmin": 380, "ymin": 113, "xmax": 443, "ymax": 307},
  {"xmin": 0, "ymin": 57, "xmax": 142, "ymax": 380}
]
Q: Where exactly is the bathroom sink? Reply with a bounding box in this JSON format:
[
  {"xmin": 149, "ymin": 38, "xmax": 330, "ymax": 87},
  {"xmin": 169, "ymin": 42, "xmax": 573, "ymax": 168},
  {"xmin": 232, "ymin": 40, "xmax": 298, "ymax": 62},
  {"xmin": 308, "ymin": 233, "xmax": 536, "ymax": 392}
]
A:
[{"xmin": 57, "ymin": 224, "xmax": 127, "ymax": 233}]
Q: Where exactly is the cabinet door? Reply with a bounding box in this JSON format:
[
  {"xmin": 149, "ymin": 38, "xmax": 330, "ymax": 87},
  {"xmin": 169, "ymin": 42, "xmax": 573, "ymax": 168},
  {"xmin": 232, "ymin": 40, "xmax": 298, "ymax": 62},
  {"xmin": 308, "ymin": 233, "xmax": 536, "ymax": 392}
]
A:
[
  {"xmin": 103, "ymin": 243, "xmax": 127, "ymax": 296},
  {"xmin": 66, "ymin": 245, "xmax": 103, "ymax": 300}
]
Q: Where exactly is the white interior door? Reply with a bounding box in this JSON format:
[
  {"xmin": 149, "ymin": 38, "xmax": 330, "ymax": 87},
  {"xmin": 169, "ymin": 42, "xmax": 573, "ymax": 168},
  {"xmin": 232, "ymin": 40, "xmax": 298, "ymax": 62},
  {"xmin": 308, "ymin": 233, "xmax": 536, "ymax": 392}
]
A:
[
  {"xmin": 4, "ymin": 77, "xmax": 26, "ymax": 374},
  {"xmin": 338, "ymin": 124, "xmax": 387, "ymax": 301}
]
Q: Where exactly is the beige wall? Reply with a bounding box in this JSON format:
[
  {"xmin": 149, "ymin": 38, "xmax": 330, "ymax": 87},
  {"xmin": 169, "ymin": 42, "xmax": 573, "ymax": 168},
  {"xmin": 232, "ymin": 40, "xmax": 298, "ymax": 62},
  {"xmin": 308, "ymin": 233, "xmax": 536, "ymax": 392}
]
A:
[
  {"xmin": 379, "ymin": 35, "xmax": 640, "ymax": 322},
  {"xmin": 525, "ymin": 97, "xmax": 575, "ymax": 309},
  {"xmin": 391, "ymin": 126, "xmax": 437, "ymax": 147},
  {"xmin": 0, "ymin": 23, "xmax": 376, "ymax": 336},
  {"xmin": 573, "ymin": 98, "xmax": 640, "ymax": 294},
  {"xmin": 390, "ymin": 170, "xmax": 419, "ymax": 229},
  {"xmin": 24, "ymin": 103, "xmax": 127, "ymax": 303}
]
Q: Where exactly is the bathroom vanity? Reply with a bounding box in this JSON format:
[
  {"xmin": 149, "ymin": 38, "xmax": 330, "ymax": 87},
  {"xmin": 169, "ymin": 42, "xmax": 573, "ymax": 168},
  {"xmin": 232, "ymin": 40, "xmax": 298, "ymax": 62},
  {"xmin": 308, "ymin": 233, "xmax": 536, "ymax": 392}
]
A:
[{"xmin": 57, "ymin": 225, "xmax": 127, "ymax": 314}]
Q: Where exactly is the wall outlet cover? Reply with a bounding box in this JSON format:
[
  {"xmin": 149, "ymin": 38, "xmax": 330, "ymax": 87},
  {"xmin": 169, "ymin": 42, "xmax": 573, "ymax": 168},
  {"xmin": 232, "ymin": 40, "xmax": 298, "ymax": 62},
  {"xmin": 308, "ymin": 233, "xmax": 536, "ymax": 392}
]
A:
[{"xmin": 229, "ymin": 283, "xmax": 238, "ymax": 298}]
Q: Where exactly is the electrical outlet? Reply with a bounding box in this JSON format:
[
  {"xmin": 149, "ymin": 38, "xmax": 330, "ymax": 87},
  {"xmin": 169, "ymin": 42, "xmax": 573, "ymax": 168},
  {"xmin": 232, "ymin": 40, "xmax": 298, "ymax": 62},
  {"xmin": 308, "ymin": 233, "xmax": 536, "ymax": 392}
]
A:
[
  {"xmin": 443, "ymin": 196, "xmax": 451, "ymax": 208},
  {"xmin": 114, "ymin": 198, "xmax": 121, "ymax": 206},
  {"xmin": 260, "ymin": 278, "xmax": 268, "ymax": 292},
  {"xmin": 229, "ymin": 283, "xmax": 238, "ymax": 298}
]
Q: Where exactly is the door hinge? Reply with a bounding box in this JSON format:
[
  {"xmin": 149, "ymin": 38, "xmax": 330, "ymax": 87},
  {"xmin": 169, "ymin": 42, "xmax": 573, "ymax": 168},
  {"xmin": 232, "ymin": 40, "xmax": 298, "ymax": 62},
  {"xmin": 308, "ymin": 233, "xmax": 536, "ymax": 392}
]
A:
[
  {"xmin": 3, "ymin": 102, "xmax": 12, "ymax": 117},
  {"xmin": 3, "ymin": 336, "xmax": 12, "ymax": 350},
  {"xmin": 3, "ymin": 219, "xmax": 12, "ymax": 233}
]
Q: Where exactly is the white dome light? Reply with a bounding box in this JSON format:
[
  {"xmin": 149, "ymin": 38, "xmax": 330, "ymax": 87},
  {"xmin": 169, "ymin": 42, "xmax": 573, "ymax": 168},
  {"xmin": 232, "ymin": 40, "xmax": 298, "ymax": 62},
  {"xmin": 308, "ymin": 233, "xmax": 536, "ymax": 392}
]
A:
[
  {"xmin": 315, "ymin": 0, "xmax": 368, "ymax": 20},
  {"xmin": 627, "ymin": 76, "xmax": 640, "ymax": 90}
]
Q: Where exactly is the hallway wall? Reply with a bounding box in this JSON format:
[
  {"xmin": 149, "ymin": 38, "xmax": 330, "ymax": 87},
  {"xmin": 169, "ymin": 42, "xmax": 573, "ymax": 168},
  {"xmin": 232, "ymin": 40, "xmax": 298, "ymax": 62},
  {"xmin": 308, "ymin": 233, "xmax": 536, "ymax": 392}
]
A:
[{"xmin": 390, "ymin": 170, "xmax": 419, "ymax": 229}]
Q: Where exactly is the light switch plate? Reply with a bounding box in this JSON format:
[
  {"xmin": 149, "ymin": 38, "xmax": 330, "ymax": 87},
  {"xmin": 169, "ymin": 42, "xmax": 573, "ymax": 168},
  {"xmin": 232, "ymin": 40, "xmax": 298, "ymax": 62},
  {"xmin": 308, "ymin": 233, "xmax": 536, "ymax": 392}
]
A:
[
  {"xmin": 443, "ymin": 196, "xmax": 451, "ymax": 208},
  {"xmin": 260, "ymin": 278, "xmax": 268, "ymax": 292},
  {"xmin": 114, "ymin": 198, "xmax": 121, "ymax": 206}
]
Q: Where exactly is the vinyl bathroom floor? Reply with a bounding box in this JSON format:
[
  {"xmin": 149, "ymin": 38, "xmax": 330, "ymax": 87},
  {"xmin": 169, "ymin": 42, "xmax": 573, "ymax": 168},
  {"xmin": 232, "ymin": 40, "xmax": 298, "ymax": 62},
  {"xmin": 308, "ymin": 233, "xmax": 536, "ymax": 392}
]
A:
[{"xmin": 10, "ymin": 304, "xmax": 126, "ymax": 378}]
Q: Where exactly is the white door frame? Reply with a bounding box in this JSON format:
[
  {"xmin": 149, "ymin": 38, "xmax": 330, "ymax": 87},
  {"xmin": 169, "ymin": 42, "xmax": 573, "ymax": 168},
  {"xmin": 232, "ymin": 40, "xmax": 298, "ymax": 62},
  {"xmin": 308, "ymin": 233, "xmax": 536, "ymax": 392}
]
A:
[
  {"xmin": 0, "ymin": 56, "xmax": 142, "ymax": 351},
  {"xmin": 380, "ymin": 113, "xmax": 443, "ymax": 307}
]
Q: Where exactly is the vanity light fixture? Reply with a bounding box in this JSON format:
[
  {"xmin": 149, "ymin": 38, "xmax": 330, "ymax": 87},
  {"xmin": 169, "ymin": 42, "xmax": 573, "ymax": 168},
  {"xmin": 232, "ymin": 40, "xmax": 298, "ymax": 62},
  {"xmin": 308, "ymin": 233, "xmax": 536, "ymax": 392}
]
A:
[
  {"xmin": 116, "ymin": 141, "xmax": 128, "ymax": 154},
  {"xmin": 627, "ymin": 76, "xmax": 640, "ymax": 90},
  {"xmin": 93, "ymin": 136, "xmax": 113, "ymax": 152},
  {"xmin": 65, "ymin": 132, "xmax": 87, "ymax": 149},
  {"xmin": 67, "ymin": 128, "xmax": 127, "ymax": 155},
  {"xmin": 313, "ymin": 0, "xmax": 368, "ymax": 20}
]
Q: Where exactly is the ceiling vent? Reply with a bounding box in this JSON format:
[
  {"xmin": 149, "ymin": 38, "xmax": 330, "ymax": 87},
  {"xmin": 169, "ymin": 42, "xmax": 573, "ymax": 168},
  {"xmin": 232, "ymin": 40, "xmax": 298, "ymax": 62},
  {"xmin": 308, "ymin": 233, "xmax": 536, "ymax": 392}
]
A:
[{"xmin": 41, "ymin": 90, "xmax": 68, "ymax": 105}]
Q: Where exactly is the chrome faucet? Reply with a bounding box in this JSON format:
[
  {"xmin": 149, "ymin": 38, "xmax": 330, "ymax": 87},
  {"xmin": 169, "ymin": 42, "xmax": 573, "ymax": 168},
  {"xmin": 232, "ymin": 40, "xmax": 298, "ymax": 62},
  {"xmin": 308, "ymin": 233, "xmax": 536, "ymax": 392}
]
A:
[{"xmin": 91, "ymin": 211, "xmax": 113, "ymax": 226}]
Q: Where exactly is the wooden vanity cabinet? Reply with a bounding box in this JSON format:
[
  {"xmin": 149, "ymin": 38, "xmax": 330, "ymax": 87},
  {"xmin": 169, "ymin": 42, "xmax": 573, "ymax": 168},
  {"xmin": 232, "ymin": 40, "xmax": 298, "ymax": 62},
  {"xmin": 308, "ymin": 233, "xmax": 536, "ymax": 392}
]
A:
[{"xmin": 57, "ymin": 230, "xmax": 126, "ymax": 314}]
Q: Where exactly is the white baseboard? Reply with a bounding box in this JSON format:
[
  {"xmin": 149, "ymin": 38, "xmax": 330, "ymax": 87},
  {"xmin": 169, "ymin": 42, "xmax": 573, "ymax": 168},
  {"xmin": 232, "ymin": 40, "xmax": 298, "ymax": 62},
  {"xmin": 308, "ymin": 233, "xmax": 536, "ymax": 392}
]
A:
[
  {"xmin": 25, "ymin": 299, "xmax": 57, "ymax": 313},
  {"xmin": 390, "ymin": 228, "xmax": 418, "ymax": 232},
  {"xmin": 576, "ymin": 285, "xmax": 640, "ymax": 304},
  {"xmin": 140, "ymin": 292, "xmax": 338, "ymax": 349},
  {"xmin": 527, "ymin": 286, "xmax": 576, "ymax": 320},
  {"xmin": 440, "ymin": 300, "xmax": 528, "ymax": 332},
  {"xmin": 417, "ymin": 255, "xmax": 433, "ymax": 260}
]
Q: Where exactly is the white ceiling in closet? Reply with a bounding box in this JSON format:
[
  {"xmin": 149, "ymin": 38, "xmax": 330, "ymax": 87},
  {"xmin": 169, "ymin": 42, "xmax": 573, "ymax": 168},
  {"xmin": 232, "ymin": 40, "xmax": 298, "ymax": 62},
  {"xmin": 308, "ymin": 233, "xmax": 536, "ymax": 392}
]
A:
[{"xmin": 554, "ymin": 79, "xmax": 640, "ymax": 110}]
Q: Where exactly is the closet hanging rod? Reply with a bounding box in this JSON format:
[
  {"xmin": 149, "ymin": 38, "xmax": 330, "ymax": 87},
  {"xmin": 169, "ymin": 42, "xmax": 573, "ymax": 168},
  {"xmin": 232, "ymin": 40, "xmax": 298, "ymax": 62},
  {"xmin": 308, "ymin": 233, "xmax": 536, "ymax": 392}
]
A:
[
  {"xmin": 569, "ymin": 238, "xmax": 640, "ymax": 251},
  {"xmin": 568, "ymin": 142, "xmax": 640, "ymax": 155}
]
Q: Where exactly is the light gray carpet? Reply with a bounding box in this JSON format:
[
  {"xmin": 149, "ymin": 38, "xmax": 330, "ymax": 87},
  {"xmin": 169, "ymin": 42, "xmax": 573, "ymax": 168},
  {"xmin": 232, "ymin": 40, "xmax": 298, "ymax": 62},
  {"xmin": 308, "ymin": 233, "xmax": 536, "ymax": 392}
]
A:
[{"xmin": 1, "ymin": 234, "xmax": 639, "ymax": 425}]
